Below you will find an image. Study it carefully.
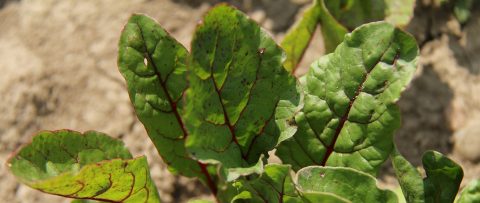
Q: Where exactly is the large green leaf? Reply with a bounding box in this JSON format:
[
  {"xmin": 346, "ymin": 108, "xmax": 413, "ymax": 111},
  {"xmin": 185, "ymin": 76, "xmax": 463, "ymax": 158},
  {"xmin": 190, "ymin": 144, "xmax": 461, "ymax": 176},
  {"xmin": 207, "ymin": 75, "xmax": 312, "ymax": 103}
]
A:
[
  {"xmin": 391, "ymin": 147, "xmax": 425, "ymax": 203},
  {"xmin": 118, "ymin": 14, "xmax": 217, "ymax": 192},
  {"xmin": 7, "ymin": 130, "xmax": 160, "ymax": 202},
  {"xmin": 423, "ymin": 150, "xmax": 463, "ymax": 203},
  {"xmin": 231, "ymin": 164, "xmax": 302, "ymax": 203},
  {"xmin": 296, "ymin": 166, "xmax": 398, "ymax": 202},
  {"xmin": 458, "ymin": 179, "xmax": 480, "ymax": 203},
  {"xmin": 276, "ymin": 22, "xmax": 419, "ymax": 175},
  {"xmin": 185, "ymin": 5, "xmax": 299, "ymax": 179}
]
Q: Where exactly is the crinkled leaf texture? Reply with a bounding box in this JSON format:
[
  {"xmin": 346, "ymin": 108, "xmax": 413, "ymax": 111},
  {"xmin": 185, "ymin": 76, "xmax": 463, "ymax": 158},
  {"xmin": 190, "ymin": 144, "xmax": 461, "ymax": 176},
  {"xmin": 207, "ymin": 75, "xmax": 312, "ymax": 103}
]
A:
[
  {"xmin": 231, "ymin": 164, "xmax": 302, "ymax": 203},
  {"xmin": 118, "ymin": 13, "xmax": 210, "ymax": 181},
  {"xmin": 296, "ymin": 166, "xmax": 398, "ymax": 203},
  {"xmin": 392, "ymin": 150, "xmax": 464, "ymax": 203},
  {"xmin": 7, "ymin": 130, "xmax": 160, "ymax": 202},
  {"xmin": 458, "ymin": 179, "xmax": 480, "ymax": 203},
  {"xmin": 118, "ymin": 4, "xmax": 299, "ymax": 194},
  {"xmin": 276, "ymin": 22, "xmax": 419, "ymax": 176},
  {"xmin": 231, "ymin": 164, "xmax": 399, "ymax": 203},
  {"xmin": 185, "ymin": 5, "xmax": 299, "ymax": 180}
]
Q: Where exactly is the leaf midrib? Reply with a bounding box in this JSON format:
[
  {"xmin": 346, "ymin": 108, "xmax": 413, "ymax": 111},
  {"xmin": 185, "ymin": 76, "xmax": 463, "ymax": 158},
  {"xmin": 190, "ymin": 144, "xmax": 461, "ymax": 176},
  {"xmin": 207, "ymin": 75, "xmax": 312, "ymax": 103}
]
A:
[
  {"xmin": 134, "ymin": 21, "xmax": 218, "ymax": 195},
  {"xmin": 320, "ymin": 42, "xmax": 398, "ymax": 166}
]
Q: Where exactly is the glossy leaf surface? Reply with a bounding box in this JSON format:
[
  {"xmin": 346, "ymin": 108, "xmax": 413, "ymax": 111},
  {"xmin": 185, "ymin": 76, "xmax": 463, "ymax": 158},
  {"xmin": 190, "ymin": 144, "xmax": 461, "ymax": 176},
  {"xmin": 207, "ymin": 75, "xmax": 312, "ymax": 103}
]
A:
[
  {"xmin": 185, "ymin": 5, "xmax": 299, "ymax": 177},
  {"xmin": 8, "ymin": 130, "xmax": 160, "ymax": 202},
  {"xmin": 118, "ymin": 14, "xmax": 205, "ymax": 179},
  {"xmin": 276, "ymin": 22, "xmax": 419, "ymax": 175},
  {"xmin": 423, "ymin": 150, "xmax": 463, "ymax": 203},
  {"xmin": 296, "ymin": 166, "xmax": 398, "ymax": 202},
  {"xmin": 391, "ymin": 150, "xmax": 464, "ymax": 203}
]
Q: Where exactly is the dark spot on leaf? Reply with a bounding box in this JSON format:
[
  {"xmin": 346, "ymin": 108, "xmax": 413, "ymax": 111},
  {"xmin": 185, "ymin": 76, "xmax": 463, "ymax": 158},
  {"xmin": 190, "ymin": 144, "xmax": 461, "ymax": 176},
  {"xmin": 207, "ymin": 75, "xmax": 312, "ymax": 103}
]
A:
[
  {"xmin": 258, "ymin": 48, "xmax": 266, "ymax": 55},
  {"xmin": 287, "ymin": 118, "xmax": 296, "ymax": 126}
]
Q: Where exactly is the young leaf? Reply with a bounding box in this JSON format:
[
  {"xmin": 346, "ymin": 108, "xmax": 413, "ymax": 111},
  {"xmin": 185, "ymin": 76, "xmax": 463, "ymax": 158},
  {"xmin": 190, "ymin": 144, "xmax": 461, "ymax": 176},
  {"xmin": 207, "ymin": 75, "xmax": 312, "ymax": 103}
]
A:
[
  {"xmin": 317, "ymin": 0, "xmax": 349, "ymax": 53},
  {"xmin": 391, "ymin": 150, "xmax": 464, "ymax": 203},
  {"xmin": 231, "ymin": 164, "xmax": 302, "ymax": 203},
  {"xmin": 423, "ymin": 150, "xmax": 463, "ymax": 203},
  {"xmin": 118, "ymin": 14, "xmax": 217, "ymax": 192},
  {"xmin": 295, "ymin": 166, "xmax": 398, "ymax": 202},
  {"xmin": 276, "ymin": 22, "xmax": 419, "ymax": 175},
  {"xmin": 7, "ymin": 130, "xmax": 160, "ymax": 202},
  {"xmin": 391, "ymin": 147, "xmax": 425, "ymax": 203},
  {"xmin": 185, "ymin": 4, "xmax": 299, "ymax": 178},
  {"xmin": 325, "ymin": 0, "xmax": 415, "ymax": 29},
  {"xmin": 281, "ymin": 0, "xmax": 322, "ymax": 73},
  {"xmin": 324, "ymin": 0, "xmax": 385, "ymax": 30},
  {"xmin": 458, "ymin": 179, "xmax": 480, "ymax": 203},
  {"xmin": 281, "ymin": 0, "xmax": 349, "ymax": 73}
]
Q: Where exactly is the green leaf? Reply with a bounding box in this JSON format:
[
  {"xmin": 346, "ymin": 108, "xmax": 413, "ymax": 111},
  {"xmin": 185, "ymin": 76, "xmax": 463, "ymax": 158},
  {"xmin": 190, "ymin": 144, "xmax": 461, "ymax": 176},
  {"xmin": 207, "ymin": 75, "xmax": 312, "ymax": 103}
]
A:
[
  {"xmin": 458, "ymin": 179, "xmax": 480, "ymax": 203},
  {"xmin": 324, "ymin": 0, "xmax": 414, "ymax": 30},
  {"xmin": 187, "ymin": 199, "xmax": 215, "ymax": 203},
  {"xmin": 281, "ymin": 0, "xmax": 322, "ymax": 73},
  {"xmin": 185, "ymin": 4, "xmax": 299, "ymax": 178},
  {"xmin": 324, "ymin": 0, "xmax": 386, "ymax": 30},
  {"xmin": 296, "ymin": 166, "xmax": 398, "ymax": 202},
  {"xmin": 391, "ymin": 147, "xmax": 425, "ymax": 203},
  {"xmin": 301, "ymin": 192, "xmax": 351, "ymax": 203},
  {"xmin": 385, "ymin": 0, "xmax": 416, "ymax": 27},
  {"xmin": 118, "ymin": 14, "xmax": 206, "ymax": 180},
  {"xmin": 7, "ymin": 130, "xmax": 160, "ymax": 202},
  {"xmin": 454, "ymin": 0, "xmax": 474, "ymax": 24},
  {"xmin": 423, "ymin": 150, "xmax": 463, "ymax": 203},
  {"xmin": 276, "ymin": 22, "xmax": 419, "ymax": 175},
  {"xmin": 317, "ymin": 0, "xmax": 349, "ymax": 53},
  {"xmin": 391, "ymin": 150, "xmax": 464, "ymax": 203},
  {"xmin": 231, "ymin": 164, "xmax": 302, "ymax": 203}
]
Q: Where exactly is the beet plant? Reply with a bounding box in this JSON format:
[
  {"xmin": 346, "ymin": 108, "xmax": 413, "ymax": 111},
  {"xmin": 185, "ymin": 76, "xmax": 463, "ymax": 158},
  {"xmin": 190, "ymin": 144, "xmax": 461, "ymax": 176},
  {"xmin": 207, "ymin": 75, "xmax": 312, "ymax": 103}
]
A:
[{"xmin": 7, "ymin": 2, "xmax": 478, "ymax": 203}]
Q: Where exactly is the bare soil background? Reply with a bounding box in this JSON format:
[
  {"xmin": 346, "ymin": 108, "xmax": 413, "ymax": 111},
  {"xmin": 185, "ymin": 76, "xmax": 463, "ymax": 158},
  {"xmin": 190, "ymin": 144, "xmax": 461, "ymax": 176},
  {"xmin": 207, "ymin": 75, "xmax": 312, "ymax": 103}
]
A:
[{"xmin": 0, "ymin": 0, "xmax": 479, "ymax": 202}]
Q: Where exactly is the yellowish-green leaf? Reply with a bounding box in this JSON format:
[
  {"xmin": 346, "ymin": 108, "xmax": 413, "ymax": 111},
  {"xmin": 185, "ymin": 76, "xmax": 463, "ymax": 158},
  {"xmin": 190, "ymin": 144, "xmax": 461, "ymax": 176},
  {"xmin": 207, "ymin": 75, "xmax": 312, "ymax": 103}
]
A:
[{"xmin": 8, "ymin": 130, "xmax": 160, "ymax": 203}]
